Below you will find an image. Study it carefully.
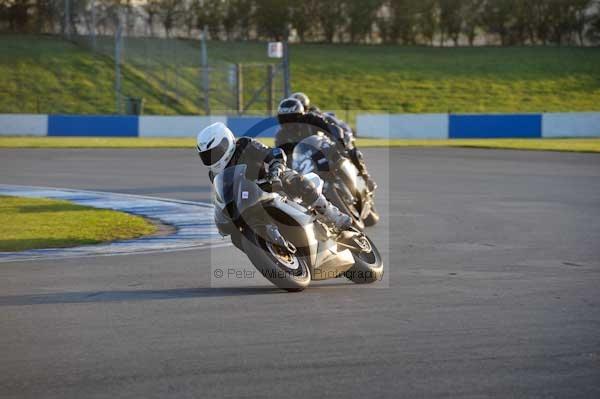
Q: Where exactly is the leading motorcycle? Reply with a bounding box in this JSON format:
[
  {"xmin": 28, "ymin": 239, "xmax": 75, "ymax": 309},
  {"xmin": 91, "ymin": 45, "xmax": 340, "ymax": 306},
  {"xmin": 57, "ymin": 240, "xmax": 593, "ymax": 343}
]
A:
[
  {"xmin": 212, "ymin": 164, "xmax": 383, "ymax": 292},
  {"xmin": 291, "ymin": 133, "xmax": 379, "ymax": 230}
]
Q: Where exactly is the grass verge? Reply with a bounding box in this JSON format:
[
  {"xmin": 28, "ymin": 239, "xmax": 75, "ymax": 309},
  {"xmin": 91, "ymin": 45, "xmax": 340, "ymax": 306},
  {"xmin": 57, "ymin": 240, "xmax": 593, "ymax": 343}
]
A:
[
  {"xmin": 357, "ymin": 138, "xmax": 600, "ymax": 153},
  {"xmin": 1, "ymin": 136, "xmax": 599, "ymax": 153},
  {"xmin": 0, "ymin": 195, "xmax": 156, "ymax": 252}
]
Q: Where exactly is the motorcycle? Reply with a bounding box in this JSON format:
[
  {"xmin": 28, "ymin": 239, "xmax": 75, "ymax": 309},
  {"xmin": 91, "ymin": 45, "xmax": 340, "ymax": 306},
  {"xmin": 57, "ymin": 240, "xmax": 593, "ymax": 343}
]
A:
[
  {"xmin": 291, "ymin": 133, "xmax": 379, "ymax": 230},
  {"xmin": 213, "ymin": 164, "xmax": 383, "ymax": 292}
]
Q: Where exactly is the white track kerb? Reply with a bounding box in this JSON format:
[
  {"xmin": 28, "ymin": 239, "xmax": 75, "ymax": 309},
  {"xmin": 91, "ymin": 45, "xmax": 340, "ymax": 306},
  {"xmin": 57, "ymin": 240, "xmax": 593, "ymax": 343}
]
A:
[{"xmin": 0, "ymin": 185, "xmax": 229, "ymax": 263}]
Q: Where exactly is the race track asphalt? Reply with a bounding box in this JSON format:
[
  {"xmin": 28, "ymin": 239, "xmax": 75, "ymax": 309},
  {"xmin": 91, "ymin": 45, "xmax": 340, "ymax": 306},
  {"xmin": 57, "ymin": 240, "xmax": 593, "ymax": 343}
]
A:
[{"xmin": 1, "ymin": 148, "xmax": 599, "ymax": 398}]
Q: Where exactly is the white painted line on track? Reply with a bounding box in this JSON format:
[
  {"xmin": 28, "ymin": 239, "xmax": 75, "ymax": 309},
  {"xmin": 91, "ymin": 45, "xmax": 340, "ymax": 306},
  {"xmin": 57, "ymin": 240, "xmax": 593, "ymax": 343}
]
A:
[{"xmin": 0, "ymin": 184, "xmax": 231, "ymax": 263}]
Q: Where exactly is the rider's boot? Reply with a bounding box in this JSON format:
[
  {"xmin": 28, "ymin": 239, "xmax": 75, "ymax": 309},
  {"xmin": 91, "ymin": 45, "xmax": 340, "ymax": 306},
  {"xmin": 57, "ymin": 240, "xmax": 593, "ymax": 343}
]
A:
[{"xmin": 311, "ymin": 195, "xmax": 352, "ymax": 231}]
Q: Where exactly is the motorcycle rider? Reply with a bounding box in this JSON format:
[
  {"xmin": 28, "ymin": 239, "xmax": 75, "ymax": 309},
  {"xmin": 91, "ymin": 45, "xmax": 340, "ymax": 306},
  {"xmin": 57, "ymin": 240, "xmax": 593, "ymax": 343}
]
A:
[
  {"xmin": 289, "ymin": 92, "xmax": 316, "ymax": 112},
  {"xmin": 275, "ymin": 95, "xmax": 377, "ymax": 192},
  {"xmin": 197, "ymin": 122, "xmax": 352, "ymax": 231}
]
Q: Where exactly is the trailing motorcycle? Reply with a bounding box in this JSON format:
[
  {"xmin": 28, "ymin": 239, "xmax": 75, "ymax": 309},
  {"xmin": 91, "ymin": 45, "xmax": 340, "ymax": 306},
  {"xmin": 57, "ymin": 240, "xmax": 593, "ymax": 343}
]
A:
[
  {"xmin": 213, "ymin": 164, "xmax": 383, "ymax": 292},
  {"xmin": 291, "ymin": 133, "xmax": 379, "ymax": 230}
]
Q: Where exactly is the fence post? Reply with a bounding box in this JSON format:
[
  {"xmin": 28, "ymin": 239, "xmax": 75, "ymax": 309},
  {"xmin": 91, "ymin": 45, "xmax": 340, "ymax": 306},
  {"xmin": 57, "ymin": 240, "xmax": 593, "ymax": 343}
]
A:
[
  {"xmin": 91, "ymin": 0, "xmax": 97, "ymax": 50},
  {"xmin": 64, "ymin": 0, "xmax": 71, "ymax": 39},
  {"xmin": 201, "ymin": 26, "xmax": 210, "ymax": 115},
  {"xmin": 115, "ymin": 21, "xmax": 123, "ymax": 114},
  {"xmin": 236, "ymin": 63, "xmax": 243, "ymax": 115},
  {"xmin": 283, "ymin": 41, "xmax": 290, "ymax": 97},
  {"xmin": 267, "ymin": 64, "xmax": 275, "ymax": 115}
]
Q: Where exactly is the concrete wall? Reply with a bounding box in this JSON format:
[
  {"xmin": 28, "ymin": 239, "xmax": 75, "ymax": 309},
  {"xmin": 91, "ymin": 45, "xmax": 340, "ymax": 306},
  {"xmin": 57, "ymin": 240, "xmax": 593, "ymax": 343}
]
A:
[
  {"xmin": 357, "ymin": 114, "xmax": 448, "ymax": 139},
  {"xmin": 2, "ymin": 113, "xmax": 600, "ymax": 139},
  {"xmin": 139, "ymin": 116, "xmax": 227, "ymax": 137},
  {"xmin": 357, "ymin": 113, "xmax": 600, "ymax": 139},
  {"xmin": 0, "ymin": 114, "xmax": 47, "ymax": 136},
  {"xmin": 542, "ymin": 113, "xmax": 600, "ymax": 138}
]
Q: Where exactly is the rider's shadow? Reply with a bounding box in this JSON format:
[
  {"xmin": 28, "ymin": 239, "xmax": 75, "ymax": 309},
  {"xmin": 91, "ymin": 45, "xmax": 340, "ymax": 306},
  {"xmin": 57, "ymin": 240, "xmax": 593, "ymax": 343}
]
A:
[{"xmin": 0, "ymin": 283, "xmax": 355, "ymax": 306}]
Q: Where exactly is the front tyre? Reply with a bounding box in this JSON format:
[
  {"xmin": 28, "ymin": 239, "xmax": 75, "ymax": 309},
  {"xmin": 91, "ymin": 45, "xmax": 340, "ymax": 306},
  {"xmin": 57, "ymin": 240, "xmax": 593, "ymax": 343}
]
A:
[
  {"xmin": 241, "ymin": 229, "xmax": 311, "ymax": 292},
  {"xmin": 344, "ymin": 235, "xmax": 384, "ymax": 284}
]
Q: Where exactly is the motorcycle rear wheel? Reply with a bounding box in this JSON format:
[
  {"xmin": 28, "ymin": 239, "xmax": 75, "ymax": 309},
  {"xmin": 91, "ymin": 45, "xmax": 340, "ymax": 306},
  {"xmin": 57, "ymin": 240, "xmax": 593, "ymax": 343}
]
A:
[{"xmin": 241, "ymin": 228, "xmax": 311, "ymax": 292}]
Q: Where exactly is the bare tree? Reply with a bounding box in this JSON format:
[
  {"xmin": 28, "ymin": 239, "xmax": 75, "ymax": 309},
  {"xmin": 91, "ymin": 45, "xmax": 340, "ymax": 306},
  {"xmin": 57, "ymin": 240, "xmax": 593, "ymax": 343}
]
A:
[
  {"xmin": 438, "ymin": 0, "xmax": 463, "ymax": 45},
  {"xmin": 347, "ymin": 0, "xmax": 382, "ymax": 43},
  {"xmin": 142, "ymin": 0, "xmax": 160, "ymax": 36},
  {"xmin": 155, "ymin": 0, "xmax": 183, "ymax": 38},
  {"xmin": 317, "ymin": 0, "xmax": 344, "ymax": 42}
]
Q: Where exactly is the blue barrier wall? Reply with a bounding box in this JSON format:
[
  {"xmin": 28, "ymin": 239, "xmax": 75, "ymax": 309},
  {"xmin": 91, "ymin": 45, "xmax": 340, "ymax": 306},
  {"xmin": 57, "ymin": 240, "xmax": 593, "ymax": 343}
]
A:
[
  {"xmin": 449, "ymin": 114, "xmax": 542, "ymax": 139},
  {"xmin": 48, "ymin": 115, "xmax": 139, "ymax": 137},
  {"xmin": 226, "ymin": 116, "xmax": 279, "ymax": 138}
]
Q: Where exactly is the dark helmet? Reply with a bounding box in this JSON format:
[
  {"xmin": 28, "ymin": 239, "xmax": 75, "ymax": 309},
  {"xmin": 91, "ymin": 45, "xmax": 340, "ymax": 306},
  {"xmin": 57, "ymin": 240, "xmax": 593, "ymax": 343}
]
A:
[
  {"xmin": 290, "ymin": 92, "xmax": 310, "ymax": 109},
  {"xmin": 277, "ymin": 98, "xmax": 305, "ymax": 117}
]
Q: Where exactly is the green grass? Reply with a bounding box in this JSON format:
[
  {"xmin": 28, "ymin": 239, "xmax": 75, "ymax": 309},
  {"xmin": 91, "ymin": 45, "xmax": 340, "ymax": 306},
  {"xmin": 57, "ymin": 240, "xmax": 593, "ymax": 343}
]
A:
[
  {"xmin": 1, "ymin": 136, "xmax": 599, "ymax": 153},
  {"xmin": 0, "ymin": 136, "xmax": 205, "ymax": 148},
  {"xmin": 357, "ymin": 138, "xmax": 600, "ymax": 152},
  {"xmin": 0, "ymin": 195, "xmax": 156, "ymax": 252},
  {"xmin": 1, "ymin": 34, "xmax": 600, "ymax": 116}
]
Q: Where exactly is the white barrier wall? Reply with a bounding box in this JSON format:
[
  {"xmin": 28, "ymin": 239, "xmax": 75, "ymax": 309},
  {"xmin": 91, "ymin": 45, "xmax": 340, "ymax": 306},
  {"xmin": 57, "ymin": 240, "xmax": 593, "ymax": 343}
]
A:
[
  {"xmin": 357, "ymin": 114, "xmax": 448, "ymax": 139},
  {"xmin": 0, "ymin": 114, "xmax": 47, "ymax": 136},
  {"xmin": 355, "ymin": 114, "xmax": 390, "ymax": 138},
  {"xmin": 542, "ymin": 113, "xmax": 600, "ymax": 138},
  {"xmin": 138, "ymin": 116, "xmax": 227, "ymax": 137}
]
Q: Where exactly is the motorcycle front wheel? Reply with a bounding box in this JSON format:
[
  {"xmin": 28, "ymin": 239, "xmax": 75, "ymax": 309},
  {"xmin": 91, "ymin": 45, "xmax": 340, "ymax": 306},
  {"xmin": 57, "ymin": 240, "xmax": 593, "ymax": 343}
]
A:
[
  {"xmin": 344, "ymin": 235, "xmax": 384, "ymax": 284},
  {"xmin": 241, "ymin": 228, "xmax": 311, "ymax": 292},
  {"xmin": 363, "ymin": 204, "xmax": 380, "ymax": 227}
]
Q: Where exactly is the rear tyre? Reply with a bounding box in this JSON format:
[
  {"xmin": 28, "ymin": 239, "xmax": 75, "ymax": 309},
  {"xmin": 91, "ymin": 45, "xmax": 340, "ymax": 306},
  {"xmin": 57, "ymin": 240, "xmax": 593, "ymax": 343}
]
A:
[
  {"xmin": 344, "ymin": 235, "xmax": 384, "ymax": 284},
  {"xmin": 241, "ymin": 229, "xmax": 311, "ymax": 292}
]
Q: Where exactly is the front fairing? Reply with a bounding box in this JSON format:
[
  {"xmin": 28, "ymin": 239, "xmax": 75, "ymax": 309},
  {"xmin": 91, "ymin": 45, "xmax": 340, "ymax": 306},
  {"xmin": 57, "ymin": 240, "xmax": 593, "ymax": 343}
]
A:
[{"xmin": 213, "ymin": 165, "xmax": 276, "ymax": 224}]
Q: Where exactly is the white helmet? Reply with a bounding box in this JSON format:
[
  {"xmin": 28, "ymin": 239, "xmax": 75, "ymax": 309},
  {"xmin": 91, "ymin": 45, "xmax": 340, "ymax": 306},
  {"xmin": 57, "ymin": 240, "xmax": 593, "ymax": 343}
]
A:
[{"xmin": 196, "ymin": 122, "xmax": 236, "ymax": 175}]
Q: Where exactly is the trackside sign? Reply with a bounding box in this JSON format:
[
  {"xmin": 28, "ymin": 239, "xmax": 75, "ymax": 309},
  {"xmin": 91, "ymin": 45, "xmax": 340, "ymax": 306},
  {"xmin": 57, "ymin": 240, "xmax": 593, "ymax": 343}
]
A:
[{"xmin": 268, "ymin": 42, "xmax": 283, "ymax": 58}]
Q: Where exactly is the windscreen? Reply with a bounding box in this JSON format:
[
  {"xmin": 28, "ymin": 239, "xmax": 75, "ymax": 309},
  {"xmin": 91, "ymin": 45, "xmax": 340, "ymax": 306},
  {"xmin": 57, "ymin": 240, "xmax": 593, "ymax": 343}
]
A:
[{"xmin": 292, "ymin": 136, "xmax": 330, "ymax": 174}]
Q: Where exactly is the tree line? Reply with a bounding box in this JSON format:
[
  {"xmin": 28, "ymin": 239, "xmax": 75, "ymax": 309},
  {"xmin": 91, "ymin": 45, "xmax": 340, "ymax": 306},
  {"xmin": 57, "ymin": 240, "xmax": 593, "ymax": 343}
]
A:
[{"xmin": 2, "ymin": 0, "xmax": 600, "ymax": 46}]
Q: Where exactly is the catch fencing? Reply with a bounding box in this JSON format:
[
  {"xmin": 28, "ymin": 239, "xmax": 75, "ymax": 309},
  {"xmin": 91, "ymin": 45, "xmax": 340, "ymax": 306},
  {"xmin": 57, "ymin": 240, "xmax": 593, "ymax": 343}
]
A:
[{"xmin": 4, "ymin": 31, "xmax": 287, "ymax": 117}]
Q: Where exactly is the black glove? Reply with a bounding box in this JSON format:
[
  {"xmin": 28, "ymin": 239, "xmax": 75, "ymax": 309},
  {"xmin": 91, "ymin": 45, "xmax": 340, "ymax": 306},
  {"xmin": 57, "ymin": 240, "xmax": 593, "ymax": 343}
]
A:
[
  {"xmin": 267, "ymin": 161, "xmax": 285, "ymax": 192},
  {"xmin": 268, "ymin": 161, "xmax": 285, "ymax": 179}
]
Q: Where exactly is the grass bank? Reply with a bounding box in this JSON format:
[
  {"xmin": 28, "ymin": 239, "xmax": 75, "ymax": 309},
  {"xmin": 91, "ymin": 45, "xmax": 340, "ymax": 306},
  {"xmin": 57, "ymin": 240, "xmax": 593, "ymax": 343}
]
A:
[
  {"xmin": 1, "ymin": 136, "xmax": 599, "ymax": 153},
  {"xmin": 2, "ymin": 34, "xmax": 599, "ymax": 116},
  {"xmin": 0, "ymin": 195, "xmax": 156, "ymax": 252}
]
